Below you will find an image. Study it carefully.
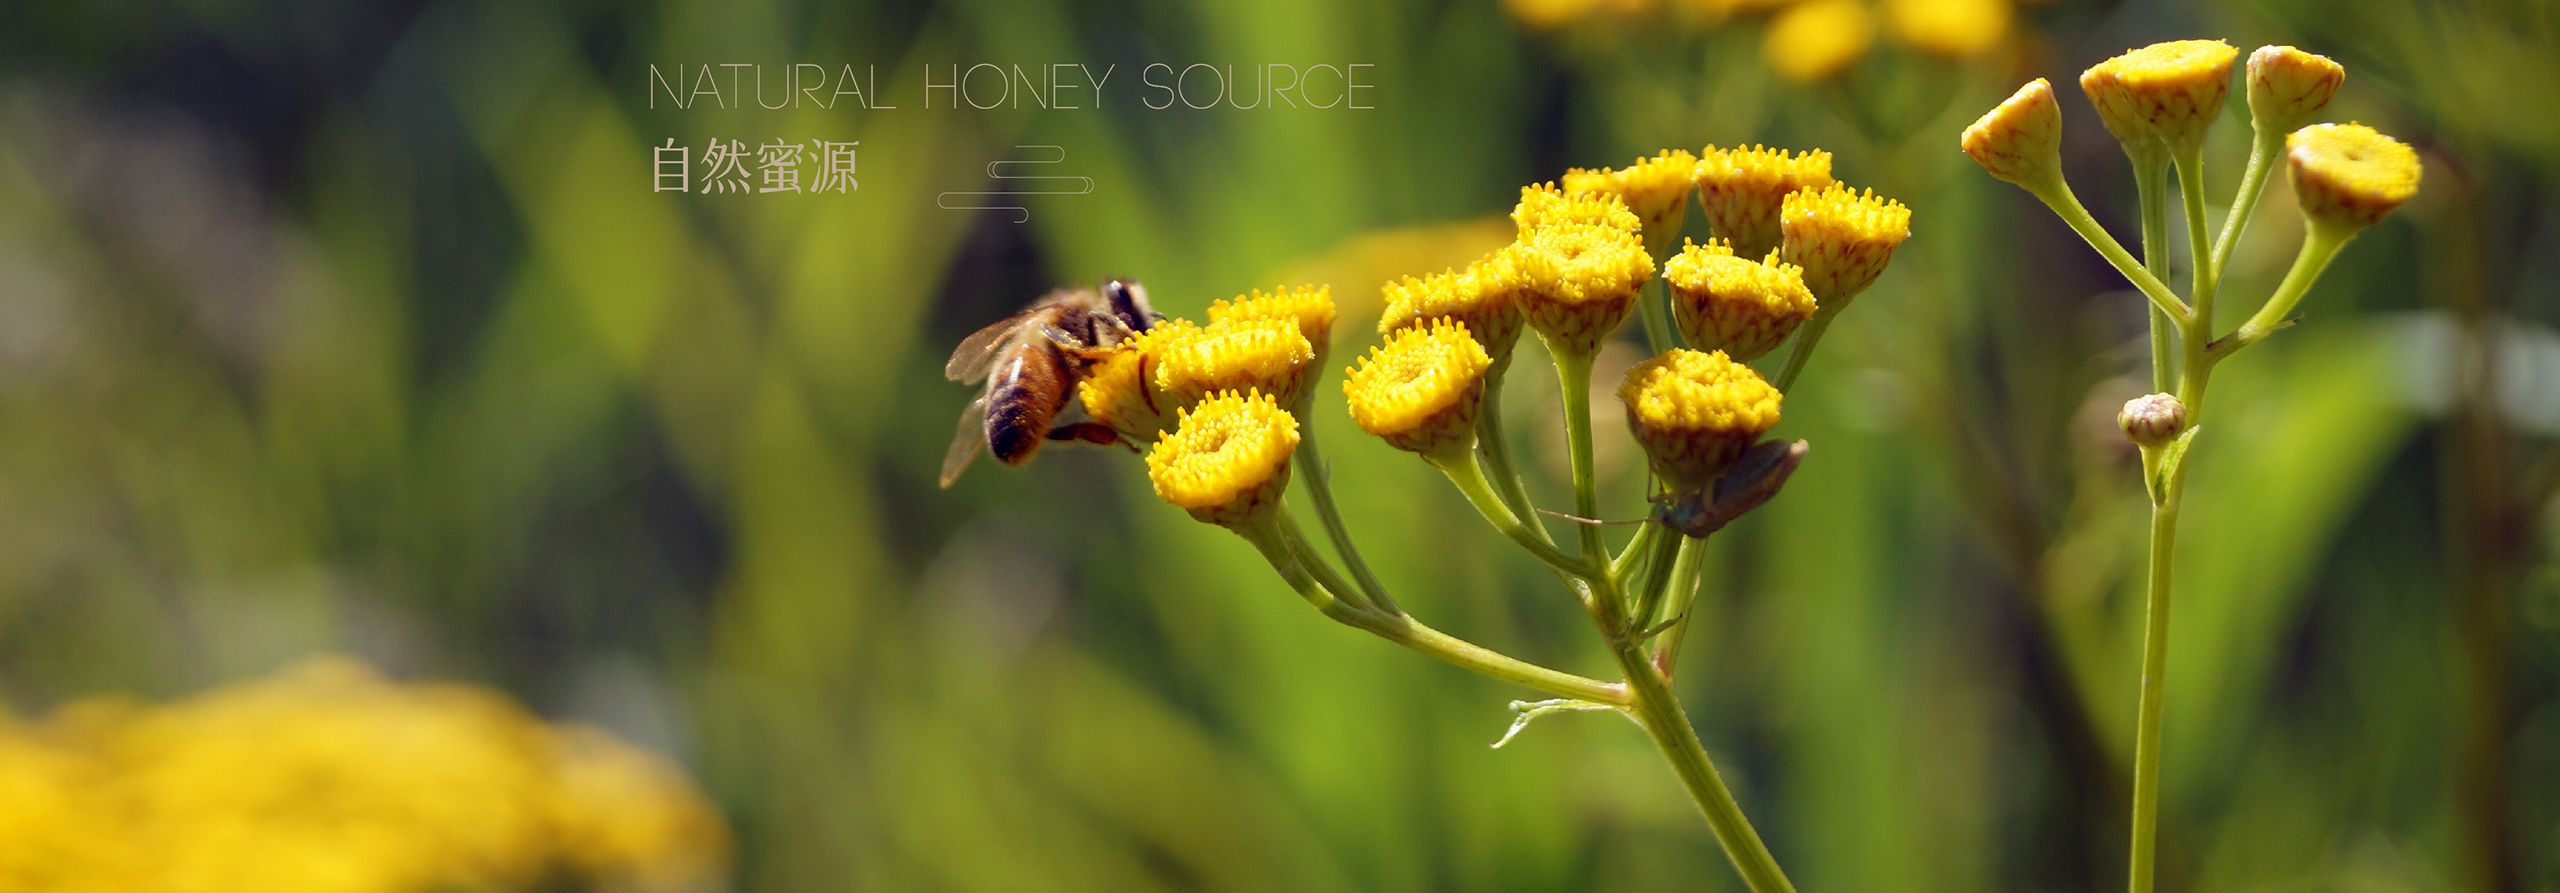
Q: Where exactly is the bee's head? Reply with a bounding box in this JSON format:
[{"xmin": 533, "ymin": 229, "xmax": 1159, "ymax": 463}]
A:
[{"xmin": 1102, "ymin": 277, "xmax": 1158, "ymax": 332}]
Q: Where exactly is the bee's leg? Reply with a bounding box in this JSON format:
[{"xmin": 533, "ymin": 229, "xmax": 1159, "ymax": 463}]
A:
[{"xmin": 1046, "ymin": 422, "xmax": 1129, "ymax": 451}]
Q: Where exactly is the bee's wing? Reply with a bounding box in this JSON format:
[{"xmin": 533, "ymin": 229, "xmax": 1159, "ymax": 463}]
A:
[
  {"xmin": 945, "ymin": 312, "xmax": 1029, "ymax": 382},
  {"xmin": 939, "ymin": 391, "xmax": 992, "ymax": 488}
]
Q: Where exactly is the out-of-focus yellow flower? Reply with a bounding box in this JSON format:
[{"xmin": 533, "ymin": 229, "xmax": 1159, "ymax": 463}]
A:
[
  {"xmin": 2246, "ymin": 45, "xmax": 2345, "ymax": 136},
  {"xmin": 1513, "ymin": 182, "xmax": 1643, "ymax": 237},
  {"xmin": 1343, "ymin": 321, "xmax": 1494, "ymax": 459},
  {"xmin": 1962, "ymin": 78, "xmax": 2066, "ymax": 190},
  {"xmin": 2080, "ymin": 39, "xmax": 2240, "ymax": 158},
  {"xmin": 1209, "ymin": 284, "xmax": 1337, "ymax": 363},
  {"xmin": 1663, "ymin": 238, "xmax": 1816, "ymax": 362},
  {"xmin": 1506, "ymin": 0, "xmax": 1655, "ymax": 32},
  {"xmin": 0, "ymin": 659, "xmax": 729, "ymax": 893},
  {"xmin": 1619, "ymin": 348, "xmax": 1783, "ymax": 487},
  {"xmin": 1763, "ymin": 0, "xmax": 1875, "ymax": 83},
  {"xmin": 1696, "ymin": 145, "xmax": 1834, "ymax": 260},
  {"xmin": 1079, "ymin": 316, "xmax": 1316, "ymax": 441},
  {"xmin": 1564, "ymin": 149, "xmax": 1700, "ymax": 256},
  {"xmin": 1884, "ymin": 0, "xmax": 2010, "ymax": 57},
  {"xmin": 1778, "ymin": 183, "xmax": 1911, "ymax": 307},
  {"xmin": 1506, "ymin": 222, "xmax": 1656, "ymax": 357},
  {"xmin": 2287, "ymin": 123, "xmax": 2421, "ymax": 234},
  {"xmin": 1379, "ymin": 261, "xmax": 1525, "ymax": 365},
  {"xmin": 1146, "ymin": 390, "xmax": 1300, "ymax": 527},
  {"xmin": 546, "ymin": 726, "xmax": 733, "ymax": 893}
]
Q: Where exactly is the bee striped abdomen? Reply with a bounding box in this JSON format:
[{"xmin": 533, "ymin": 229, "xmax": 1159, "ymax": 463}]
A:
[{"xmin": 986, "ymin": 346, "xmax": 1068, "ymax": 466}]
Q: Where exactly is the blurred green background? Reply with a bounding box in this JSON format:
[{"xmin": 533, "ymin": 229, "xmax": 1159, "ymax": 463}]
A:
[{"xmin": 2, "ymin": 0, "xmax": 2555, "ymax": 889}]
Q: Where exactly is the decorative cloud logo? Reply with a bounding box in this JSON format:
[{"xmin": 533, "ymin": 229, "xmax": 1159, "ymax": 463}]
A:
[{"xmin": 938, "ymin": 145, "xmax": 1092, "ymax": 223}]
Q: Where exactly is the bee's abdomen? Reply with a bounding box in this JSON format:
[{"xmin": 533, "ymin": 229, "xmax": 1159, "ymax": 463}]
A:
[{"xmin": 986, "ymin": 350, "xmax": 1066, "ymax": 466}]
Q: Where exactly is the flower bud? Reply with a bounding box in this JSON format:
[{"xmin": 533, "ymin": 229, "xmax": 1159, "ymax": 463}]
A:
[
  {"xmin": 1146, "ymin": 390, "xmax": 1299, "ymax": 528},
  {"xmin": 2117, "ymin": 392, "xmax": 2186, "ymax": 448},
  {"xmin": 2245, "ymin": 45, "xmax": 2344, "ymax": 137},
  {"xmin": 1777, "ymin": 183, "xmax": 1911, "ymax": 309},
  {"xmin": 1619, "ymin": 349, "xmax": 1783, "ymax": 488},
  {"xmin": 1564, "ymin": 149, "xmax": 1700, "ymax": 258},
  {"xmin": 1379, "ymin": 261, "xmax": 1523, "ymax": 366},
  {"xmin": 1663, "ymin": 239, "xmax": 1816, "ymax": 362},
  {"xmin": 2080, "ymin": 39, "xmax": 2239, "ymax": 158},
  {"xmin": 2287, "ymin": 122, "xmax": 2421, "ymax": 235},
  {"xmin": 1343, "ymin": 320, "xmax": 1494, "ymax": 459},
  {"xmin": 1961, "ymin": 78, "xmax": 2065, "ymax": 190},
  {"xmin": 1512, "ymin": 182, "xmax": 1641, "ymax": 237},
  {"xmin": 1507, "ymin": 222, "xmax": 1655, "ymax": 358},
  {"xmin": 1696, "ymin": 144, "xmax": 1834, "ymax": 260},
  {"xmin": 1209, "ymin": 284, "xmax": 1336, "ymax": 366}
]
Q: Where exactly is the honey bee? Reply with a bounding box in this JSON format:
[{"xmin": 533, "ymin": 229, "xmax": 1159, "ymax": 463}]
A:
[{"xmin": 941, "ymin": 278, "xmax": 1161, "ymax": 488}]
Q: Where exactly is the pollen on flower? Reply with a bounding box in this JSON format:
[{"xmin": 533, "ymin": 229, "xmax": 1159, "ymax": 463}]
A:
[
  {"xmin": 1210, "ymin": 284, "xmax": 1337, "ymax": 358},
  {"xmin": 1619, "ymin": 348, "xmax": 1783, "ymax": 486},
  {"xmin": 1696, "ymin": 144, "xmax": 1835, "ymax": 259},
  {"xmin": 1778, "ymin": 183, "xmax": 1911, "ymax": 305},
  {"xmin": 1508, "ymin": 222, "xmax": 1656, "ymax": 356},
  {"xmin": 1155, "ymin": 315, "xmax": 1317, "ymax": 410},
  {"xmin": 1962, "ymin": 78, "xmax": 2065, "ymax": 189},
  {"xmin": 2247, "ymin": 45, "xmax": 2345, "ymax": 136},
  {"xmin": 2080, "ymin": 39, "xmax": 2240, "ymax": 156},
  {"xmin": 1663, "ymin": 238, "xmax": 1817, "ymax": 362},
  {"xmin": 2287, "ymin": 122, "xmax": 2421, "ymax": 233},
  {"xmin": 1379, "ymin": 261, "xmax": 1525, "ymax": 363},
  {"xmin": 1146, "ymin": 390, "xmax": 1300, "ymax": 527},
  {"xmin": 1343, "ymin": 320, "xmax": 1494, "ymax": 457},
  {"xmin": 1564, "ymin": 149, "xmax": 1701, "ymax": 254},
  {"xmin": 1763, "ymin": 0, "xmax": 1875, "ymax": 84},
  {"xmin": 1513, "ymin": 182, "xmax": 1643, "ymax": 237}
]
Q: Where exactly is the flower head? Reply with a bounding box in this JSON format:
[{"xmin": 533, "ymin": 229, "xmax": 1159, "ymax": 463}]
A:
[
  {"xmin": 1343, "ymin": 320, "xmax": 1494, "ymax": 458},
  {"xmin": 1506, "ymin": 222, "xmax": 1656, "ymax": 357},
  {"xmin": 1619, "ymin": 348, "xmax": 1783, "ymax": 487},
  {"xmin": 1564, "ymin": 149, "xmax": 1701, "ymax": 256},
  {"xmin": 1379, "ymin": 261, "xmax": 1524, "ymax": 365},
  {"xmin": 1146, "ymin": 391, "xmax": 1300, "ymax": 527},
  {"xmin": 2246, "ymin": 45, "xmax": 2344, "ymax": 137},
  {"xmin": 1778, "ymin": 183, "xmax": 1911, "ymax": 307},
  {"xmin": 2117, "ymin": 392, "xmax": 2186, "ymax": 448},
  {"xmin": 1763, "ymin": 0, "xmax": 1875, "ymax": 83},
  {"xmin": 1210, "ymin": 284, "xmax": 1336, "ymax": 364},
  {"xmin": 1663, "ymin": 238, "xmax": 1817, "ymax": 362},
  {"xmin": 2080, "ymin": 39, "xmax": 2240, "ymax": 158},
  {"xmin": 2287, "ymin": 122, "xmax": 2421, "ymax": 234},
  {"xmin": 1077, "ymin": 317, "xmax": 1316, "ymax": 441},
  {"xmin": 1696, "ymin": 144, "xmax": 1834, "ymax": 259},
  {"xmin": 1962, "ymin": 78, "xmax": 2065, "ymax": 190},
  {"xmin": 1513, "ymin": 182, "xmax": 1643, "ymax": 237}
]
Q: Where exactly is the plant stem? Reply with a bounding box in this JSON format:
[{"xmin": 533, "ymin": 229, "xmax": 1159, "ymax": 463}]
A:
[
  {"xmin": 1770, "ymin": 311, "xmax": 1834, "ymax": 394},
  {"xmin": 2127, "ymin": 467, "xmax": 2183, "ymax": 893},
  {"xmin": 1654, "ymin": 536, "xmax": 1709, "ymax": 671},
  {"xmin": 1617, "ymin": 643, "xmax": 1796, "ymax": 893},
  {"xmin": 1475, "ymin": 355, "xmax": 1548, "ymax": 541},
  {"xmin": 1551, "ymin": 346, "xmax": 1615, "ymax": 598},
  {"xmin": 2027, "ymin": 178, "xmax": 2193, "ymax": 325},
  {"xmin": 2175, "ymin": 149, "xmax": 2219, "ymax": 331},
  {"xmin": 1435, "ymin": 449, "xmax": 1592, "ymax": 576},
  {"xmin": 1638, "ymin": 275, "xmax": 1676, "ymax": 353},
  {"xmin": 2134, "ymin": 157, "xmax": 2177, "ymax": 393},
  {"xmin": 2214, "ymin": 224, "xmax": 2351, "ymax": 361},
  {"xmin": 2208, "ymin": 129, "xmax": 2283, "ymax": 285},
  {"xmin": 1294, "ymin": 418, "xmax": 1399, "ymax": 615}
]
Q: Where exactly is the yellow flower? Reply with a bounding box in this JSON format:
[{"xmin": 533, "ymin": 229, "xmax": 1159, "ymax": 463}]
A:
[
  {"xmin": 1778, "ymin": 183, "xmax": 1911, "ymax": 307},
  {"xmin": 1079, "ymin": 316, "xmax": 1317, "ymax": 441},
  {"xmin": 1343, "ymin": 320, "xmax": 1494, "ymax": 458},
  {"xmin": 2246, "ymin": 45, "xmax": 2345, "ymax": 136},
  {"xmin": 1505, "ymin": 222, "xmax": 1656, "ymax": 357},
  {"xmin": 1563, "ymin": 149, "xmax": 1700, "ymax": 256},
  {"xmin": 2287, "ymin": 123, "xmax": 2421, "ymax": 234},
  {"xmin": 1763, "ymin": 0, "xmax": 1875, "ymax": 83},
  {"xmin": 1884, "ymin": 0, "xmax": 2010, "ymax": 58},
  {"xmin": 546, "ymin": 725, "xmax": 733, "ymax": 893},
  {"xmin": 1663, "ymin": 238, "xmax": 1817, "ymax": 362},
  {"xmin": 1962, "ymin": 78, "xmax": 2065, "ymax": 191},
  {"xmin": 1696, "ymin": 144, "xmax": 1834, "ymax": 259},
  {"xmin": 1512, "ymin": 181, "xmax": 1642, "ymax": 237},
  {"xmin": 1378, "ymin": 260, "xmax": 1525, "ymax": 365},
  {"xmin": 2079, "ymin": 39, "xmax": 2240, "ymax": 158},
  {"xmin": 1619, "ymin": 348, "xmax": 1783, "ymax": 487},
  {"xmin": 1146, "ymin": 390, "xmax": 1300, "ymax": 526},
  {"xmin": 1209, "ymin": 284, "xmax": 1337, "ymax": 363}
]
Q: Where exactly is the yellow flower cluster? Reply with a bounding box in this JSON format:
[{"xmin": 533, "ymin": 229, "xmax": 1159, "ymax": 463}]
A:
[
  {"xmin": 1147, "ymin": 390, "xmax": 1301, "ymax": 527},
  {"xmin": 0, "ymin": 659, "xmax": 727, "ymax": 893},
  {"xmin": 1079, "ymin": 312, "xmax": 1317, "ymax": 442},
  {"xmin": 1505, "ymin": 0, "xmax": 2021, "ymax": 83},
  {"xmin": 1514, "ymin": 181, "xmax": 1644, "ymax": 236},
  {"xmin": 1209, "ymin": 284, "xmax": 1337, "ymax": 362},
  {"xmin": 1619, "ymin": 348, "xmax": 1784, "ymax": 486},
  {"xmin": 1509, "ymin": 220, "xmax": 1657, "ymax": 357}
]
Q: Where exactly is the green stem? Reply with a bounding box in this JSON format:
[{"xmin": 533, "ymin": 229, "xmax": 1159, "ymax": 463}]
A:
[
  {"xmin": 1552, "ymin": 346, "xmax": 1618, "ymax": 612},
  {"xmin": 1654, "ymin": 536, "xmax": 1709, "ymax": 671},
  {"xmin": 1294, "ymin": 419, "xmax": 1399, "ymax": 615},
  {"xmin": 1628, "ymin": 521, "xmax": 1683, "ymax": 629},
  {"xmin": 1770, "ymin": 311, "xmax": 1835, "ymax": 394},
  {"xmin": 2213, "ymin": 223, "xmax": 2352, "ymax": 361},
  {"xmin": 2174, "ymin": 148, "xmax": 2219, "ymax": 333},
  {"xmin": 2208, "ymin": 129, "xmax": 2283, "ymax": 289},
  {"xmin": 2026, "ymin": 178, "xmax": 2194, "ymax": 326},
  {"xmin": 1476, "ymin": 355, "xmax": 1547, "ymax": 542},
  {"xmin": 2135, "ymin": 158, "xmax": 2177, "ymax": 394},
  {"xmin": 1618, "ymin": 644, "xmax": 1796, "ymax": 892},
  {"xmin": 1638, "ymin": 275, "xmax": 1675, "ymax": 353},
  {"xmin": 1434, "ymin": 449, "xmax": 1592, "ymax": 576},
  {"xmin": 2127, "ymin": 469, "xmax": 2184, "ymax": 893}
]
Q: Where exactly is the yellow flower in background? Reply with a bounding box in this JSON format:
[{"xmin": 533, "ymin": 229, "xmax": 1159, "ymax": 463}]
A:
[
  {"xmin": 1883, "ymin": 0, "xmax": 2010, "ymax": 57},
  {"xmin": 1696, "ymin": 144, "xmax": 1834, "ymax": 260},
  {"xmin": 1564, "ymin": 149, "xmax": 1700, "ymax": 256},
  {"xmin": 1663, "ymin": 238, "xmax": 1816, "ymax": 362},
  {"xmin": 1619, "ymin": 348, "xmax": 1783, "ymax": 487},
  {"xmin": 1379, "ymin": 261, "xmax": 1525, "ymax": 364},
  {"xmin": 1778, "ymin": 182, "xmax": 1911, "ymax": 307},
  {"xmin": 0, "ymin": 659, "xmax": 727, "ymax": 893},
  {"xmin": 1507, "ymin": 222, "xmax": 1656, "ymax": 357},
  {"xmin": 1343, "ymin": 320, "xmax": 1495, "ymax": 458},
  {"xmin": 1763, "ymin": 0, "xmax": 1875, "ymax": 83},
  {"xmin": 1146, "ymin": 390, "xmax": 1300, "ymax": 527},
  {"xmin": 2287, "ymin": 123, "xmax": 2422, "ymax": 234},
  {"xmin": 1513, "ymin": 182, "xmax": 1643, "ymax": 237},
  {"xmin": 2246, "ymin": 45, "xmax": 2345, "ymax": 136},
  {"xmin": 1209, "ymin": 284, "xmax": 1338, "ymax": 363},
  {"xmin": 2080, "ymin": 39, "xmax": 2240, "ymax": 158}
]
